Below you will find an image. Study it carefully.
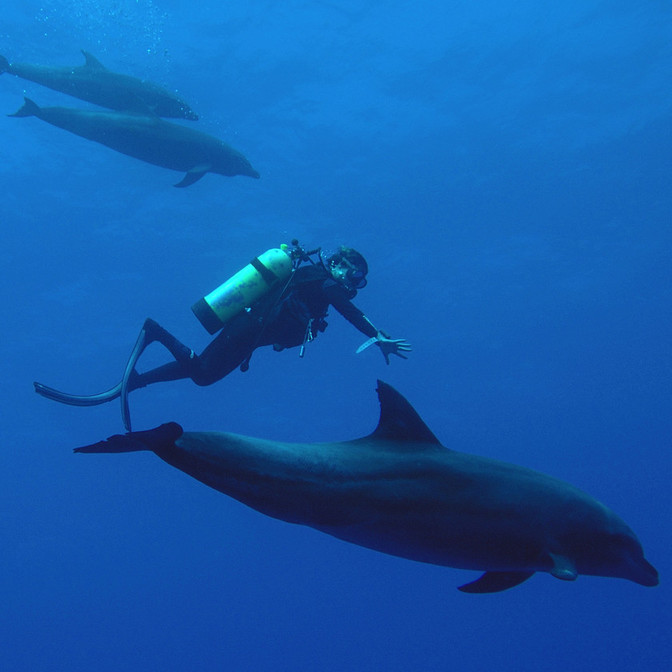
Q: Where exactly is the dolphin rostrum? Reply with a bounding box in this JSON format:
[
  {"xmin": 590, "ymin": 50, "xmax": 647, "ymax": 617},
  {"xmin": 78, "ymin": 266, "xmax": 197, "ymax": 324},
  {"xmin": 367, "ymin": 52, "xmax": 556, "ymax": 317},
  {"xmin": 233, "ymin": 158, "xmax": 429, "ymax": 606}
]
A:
[
  {"xmin": 74, "ymin": 381, "xmax": 658, "ymax": 593},
  {"xmin": 9, "ymin": 98, "xmax": 259, "ymax": 187},
  {"xmin": 0, "ymin": 50, "xmax": 197, "ymax": 119}
]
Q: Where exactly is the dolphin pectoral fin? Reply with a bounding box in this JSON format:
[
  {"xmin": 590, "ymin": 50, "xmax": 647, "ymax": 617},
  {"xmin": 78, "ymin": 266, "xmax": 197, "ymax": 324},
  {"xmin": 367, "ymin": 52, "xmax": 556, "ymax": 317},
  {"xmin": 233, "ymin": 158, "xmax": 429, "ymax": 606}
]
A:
[
  {"xmin": 549, "ymin": 553, "xmax": 578, "ymax": 581},
  {"xmin": 458, "ymin": 571, "xmax": 535, "ymax": 593},
  {"xmin": 174, "ymin": 165, "xmax": 210, "ymax": 188}
]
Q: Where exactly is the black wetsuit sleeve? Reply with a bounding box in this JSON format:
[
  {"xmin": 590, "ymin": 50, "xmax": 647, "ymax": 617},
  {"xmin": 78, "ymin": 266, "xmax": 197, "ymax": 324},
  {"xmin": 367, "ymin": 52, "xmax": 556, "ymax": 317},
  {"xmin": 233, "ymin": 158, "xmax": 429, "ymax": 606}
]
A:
[{"xmin": 324, "ymin": 283, "xmax": 379, "ymax": 337}]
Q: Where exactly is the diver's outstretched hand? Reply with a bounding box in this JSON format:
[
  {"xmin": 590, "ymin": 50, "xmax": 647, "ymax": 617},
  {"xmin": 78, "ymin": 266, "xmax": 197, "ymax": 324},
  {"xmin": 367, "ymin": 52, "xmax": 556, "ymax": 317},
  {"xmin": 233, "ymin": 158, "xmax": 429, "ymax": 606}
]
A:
[{"xmin": 375, "ymin": 332, "xmax": 412, "ymax": 365}]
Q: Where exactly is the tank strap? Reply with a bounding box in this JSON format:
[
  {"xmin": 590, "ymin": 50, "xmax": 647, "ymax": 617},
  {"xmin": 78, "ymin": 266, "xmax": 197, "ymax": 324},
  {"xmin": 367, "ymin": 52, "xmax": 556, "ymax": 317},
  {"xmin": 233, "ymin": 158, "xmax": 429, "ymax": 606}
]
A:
[
  {"xmin": 239, "ymin": 269, "xmax": 297, "ymax": 372},
  {"xmin": 250, "ymin": 256, "xmax": 279, "ymax": 286},
  {"xmin": 299, "ymin": 318, "xmax": 314, "ymax": 358}
]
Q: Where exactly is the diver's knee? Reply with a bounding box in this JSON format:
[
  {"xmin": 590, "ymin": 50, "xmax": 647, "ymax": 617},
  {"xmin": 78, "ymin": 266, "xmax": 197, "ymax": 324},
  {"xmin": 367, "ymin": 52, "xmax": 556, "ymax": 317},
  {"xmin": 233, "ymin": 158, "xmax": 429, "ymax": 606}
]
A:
[{"xmin": 190, "ymin": 368, "xmax": 220, "ymax": 387}]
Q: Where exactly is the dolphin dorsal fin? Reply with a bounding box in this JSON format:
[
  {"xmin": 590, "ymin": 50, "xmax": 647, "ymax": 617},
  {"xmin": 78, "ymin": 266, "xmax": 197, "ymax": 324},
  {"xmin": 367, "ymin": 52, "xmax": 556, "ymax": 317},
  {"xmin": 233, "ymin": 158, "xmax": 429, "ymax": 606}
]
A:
[
  {"xmin": 81, "ymin": 50, "xmax": 107, "ymax": 70},
  {"xmin": 369, "ymin": 380, "xmax": 442, "ymax": 445}
]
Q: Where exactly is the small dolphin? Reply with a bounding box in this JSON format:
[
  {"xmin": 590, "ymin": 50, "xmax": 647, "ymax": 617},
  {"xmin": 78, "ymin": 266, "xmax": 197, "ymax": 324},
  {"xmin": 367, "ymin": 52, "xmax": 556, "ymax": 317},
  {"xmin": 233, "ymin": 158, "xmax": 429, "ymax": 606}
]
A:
[
  {"xmin": 9, "ymin": 97, "xmax": 259, "ymax": 187},
  {"xmin": 74, "ymin": 381, "xmax": 658, "ymax": 593},
  {"xmin": 0, "ymin": 50, "xmax": 197, "ymax": 119}
]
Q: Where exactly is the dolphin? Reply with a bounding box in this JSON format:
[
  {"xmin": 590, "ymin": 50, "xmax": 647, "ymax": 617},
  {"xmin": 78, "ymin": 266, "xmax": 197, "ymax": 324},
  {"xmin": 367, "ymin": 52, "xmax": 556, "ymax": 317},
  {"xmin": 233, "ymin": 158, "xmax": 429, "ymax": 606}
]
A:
[
  {"xmin": 8, "ymin": 98, "xmax": 259, "ymax": 187},
  {"xmin": 73, "ymin": 381, "xmax": 658, "ymax": 593},
  {"xmin": 0, "ymin": 50, "xmax": 197, "ymax": 119}
]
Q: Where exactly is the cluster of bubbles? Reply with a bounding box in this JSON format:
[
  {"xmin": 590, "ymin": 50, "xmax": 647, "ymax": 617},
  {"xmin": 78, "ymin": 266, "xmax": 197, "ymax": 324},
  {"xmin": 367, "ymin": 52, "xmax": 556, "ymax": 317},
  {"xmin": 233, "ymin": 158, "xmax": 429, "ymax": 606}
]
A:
[{"xmin": 35, "ymin": 0, "xmax": 168, "ymax": 57}]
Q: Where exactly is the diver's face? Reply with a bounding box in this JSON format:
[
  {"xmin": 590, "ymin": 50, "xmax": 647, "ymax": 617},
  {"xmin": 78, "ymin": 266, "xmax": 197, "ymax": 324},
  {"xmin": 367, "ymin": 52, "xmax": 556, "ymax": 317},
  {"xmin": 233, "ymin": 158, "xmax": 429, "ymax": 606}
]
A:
[
  {"xmin": 330, "ymin": 256, "xmax": 356, "ymax": 284},
  {"xmin": 330, "ymin": 260, "xmax": 350, "ymax": 283}
]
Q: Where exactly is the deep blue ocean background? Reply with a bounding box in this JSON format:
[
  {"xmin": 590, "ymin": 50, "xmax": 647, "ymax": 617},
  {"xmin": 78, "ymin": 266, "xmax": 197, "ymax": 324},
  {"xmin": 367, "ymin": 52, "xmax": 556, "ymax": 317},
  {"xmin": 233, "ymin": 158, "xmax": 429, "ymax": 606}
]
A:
[{"xmin": 2, "ymin": 2, "xmax": 670, "ymax": 670}]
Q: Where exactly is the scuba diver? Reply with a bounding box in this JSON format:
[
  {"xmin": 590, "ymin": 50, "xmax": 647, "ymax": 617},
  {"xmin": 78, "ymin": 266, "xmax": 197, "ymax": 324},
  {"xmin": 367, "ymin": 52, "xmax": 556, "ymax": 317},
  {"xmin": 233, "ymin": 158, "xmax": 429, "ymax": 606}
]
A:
[{"xmin": 34, "ymin": 240, "xmax": 411, "ymax": 430}]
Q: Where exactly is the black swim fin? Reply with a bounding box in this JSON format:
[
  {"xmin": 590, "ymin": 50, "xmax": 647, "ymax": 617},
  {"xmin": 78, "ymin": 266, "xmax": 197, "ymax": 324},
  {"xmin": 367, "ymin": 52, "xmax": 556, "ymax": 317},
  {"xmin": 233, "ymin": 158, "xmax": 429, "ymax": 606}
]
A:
[
  {"xmin": 35, "ymin": 319, "xmax": 163, "ymax": 430},
  {"xmin": 120, "ymin": 322, "xmax": 152, "ymax": 432},
  {"xmin": 33, "ymin": 380, "xmax": 122, "ymax": 406}
]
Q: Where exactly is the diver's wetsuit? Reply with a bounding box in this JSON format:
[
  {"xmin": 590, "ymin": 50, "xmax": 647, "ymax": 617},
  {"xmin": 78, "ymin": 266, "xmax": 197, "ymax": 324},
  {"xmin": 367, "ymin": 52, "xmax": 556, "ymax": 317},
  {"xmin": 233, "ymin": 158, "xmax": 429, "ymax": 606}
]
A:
[{"xmin": 132, "ymin": 263, "xmax": 378, "ymax": 391}]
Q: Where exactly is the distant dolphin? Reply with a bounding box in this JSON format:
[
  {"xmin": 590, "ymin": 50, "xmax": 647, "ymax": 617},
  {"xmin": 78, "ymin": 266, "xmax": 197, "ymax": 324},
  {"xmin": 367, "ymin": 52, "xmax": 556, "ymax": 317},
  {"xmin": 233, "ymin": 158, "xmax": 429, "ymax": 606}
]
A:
[
  {"xmin": 74, "ymin": 381, "xmax": 658, "ymax": 593},
  {"xmin": 9, "ymin": 97, "xmax": 259, "ymax": 187},
  {"xmin": 0, "ymin": 50, "xmax": 197, "ymax": 119}
]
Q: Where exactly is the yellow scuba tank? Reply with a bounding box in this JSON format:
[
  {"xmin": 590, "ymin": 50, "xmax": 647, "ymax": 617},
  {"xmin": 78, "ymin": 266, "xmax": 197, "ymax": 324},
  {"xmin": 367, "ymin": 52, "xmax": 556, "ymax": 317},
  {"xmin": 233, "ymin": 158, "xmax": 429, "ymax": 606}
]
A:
[{"xmin": 191, "ymin": 246, "xmax": 293, "ymax": 334}]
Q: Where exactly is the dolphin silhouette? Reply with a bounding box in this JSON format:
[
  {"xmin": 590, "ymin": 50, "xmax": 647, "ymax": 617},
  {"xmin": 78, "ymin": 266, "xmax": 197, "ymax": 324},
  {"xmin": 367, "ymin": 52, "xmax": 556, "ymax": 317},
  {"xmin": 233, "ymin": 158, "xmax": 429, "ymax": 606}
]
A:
[
  {"xmin": 0, "ymin": 50, "xmax": 197, "ymax": 119},
  {"xmin": 9, "ymin": 97, "xmax": 259, "ymax": 187},
  {"xmin": 74, "ymin": 381, "xmax": 658, "ymax": 593}
]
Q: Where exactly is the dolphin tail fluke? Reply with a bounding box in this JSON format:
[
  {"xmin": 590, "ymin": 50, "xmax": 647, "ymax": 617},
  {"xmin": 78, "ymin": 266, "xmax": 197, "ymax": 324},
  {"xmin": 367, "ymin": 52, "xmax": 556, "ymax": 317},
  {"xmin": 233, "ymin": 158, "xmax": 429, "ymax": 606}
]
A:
[
  {"xmin": 458, "ymin": 571, "xmax": 535, "ymax": 593},
  {"xmin": 0, "ymin": 55, "xmax": 9, "ymax": 74},
  {"xmin": 8, "ymin": 97, "xmax": 40, "ymax": 118},
  {"xmin": 74, "ymin": 422, "xmax": 183, "ymax": 454}
]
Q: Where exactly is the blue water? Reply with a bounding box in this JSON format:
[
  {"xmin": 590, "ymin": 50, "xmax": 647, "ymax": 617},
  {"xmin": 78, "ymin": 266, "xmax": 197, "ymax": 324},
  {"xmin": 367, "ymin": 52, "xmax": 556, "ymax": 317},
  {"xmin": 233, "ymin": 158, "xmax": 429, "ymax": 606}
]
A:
[{"xmin": 1, "ymin": 2, "xmax": 670, "ymax": 670}]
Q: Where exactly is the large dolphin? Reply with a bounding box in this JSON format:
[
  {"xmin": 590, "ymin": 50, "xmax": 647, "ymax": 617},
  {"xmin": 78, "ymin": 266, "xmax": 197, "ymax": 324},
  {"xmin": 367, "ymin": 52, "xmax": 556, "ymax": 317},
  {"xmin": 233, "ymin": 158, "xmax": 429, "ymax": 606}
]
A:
[
  {"xmin": 0, "ymin": 50, "xmax": 197, "ymax": 119},
  {"xmin": 9, "ymin": 98, "xmax": 259, "ymax": 187},
  {"xmin": 74, "ymin": 381, "xmax": 658, "ymax": 593}
]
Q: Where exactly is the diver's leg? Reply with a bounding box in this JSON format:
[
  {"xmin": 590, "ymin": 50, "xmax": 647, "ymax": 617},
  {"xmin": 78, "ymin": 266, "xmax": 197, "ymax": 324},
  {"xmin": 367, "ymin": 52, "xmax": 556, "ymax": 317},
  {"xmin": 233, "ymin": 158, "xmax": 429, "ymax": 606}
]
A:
[
  {"xmin": 121, "ymin": 318, "xmax": 199, "ymax": 431},
  {"xmin": 142, "ymin": 318, "xmax": 195, "ymax": 363},
  {"xmin": 189, "ymin": 312, "xmax": 262, "ymax": 385},
  {"xmin": 129, "ymin": 313, "xmax": 262, "ymax": 392},
  {"xmin": 127, "ymin": 318, "xmax": 196, "ymax": 390},
  {"xmin": 129, "ymin": 361, "xmax": 188, "ymax": 388}
]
